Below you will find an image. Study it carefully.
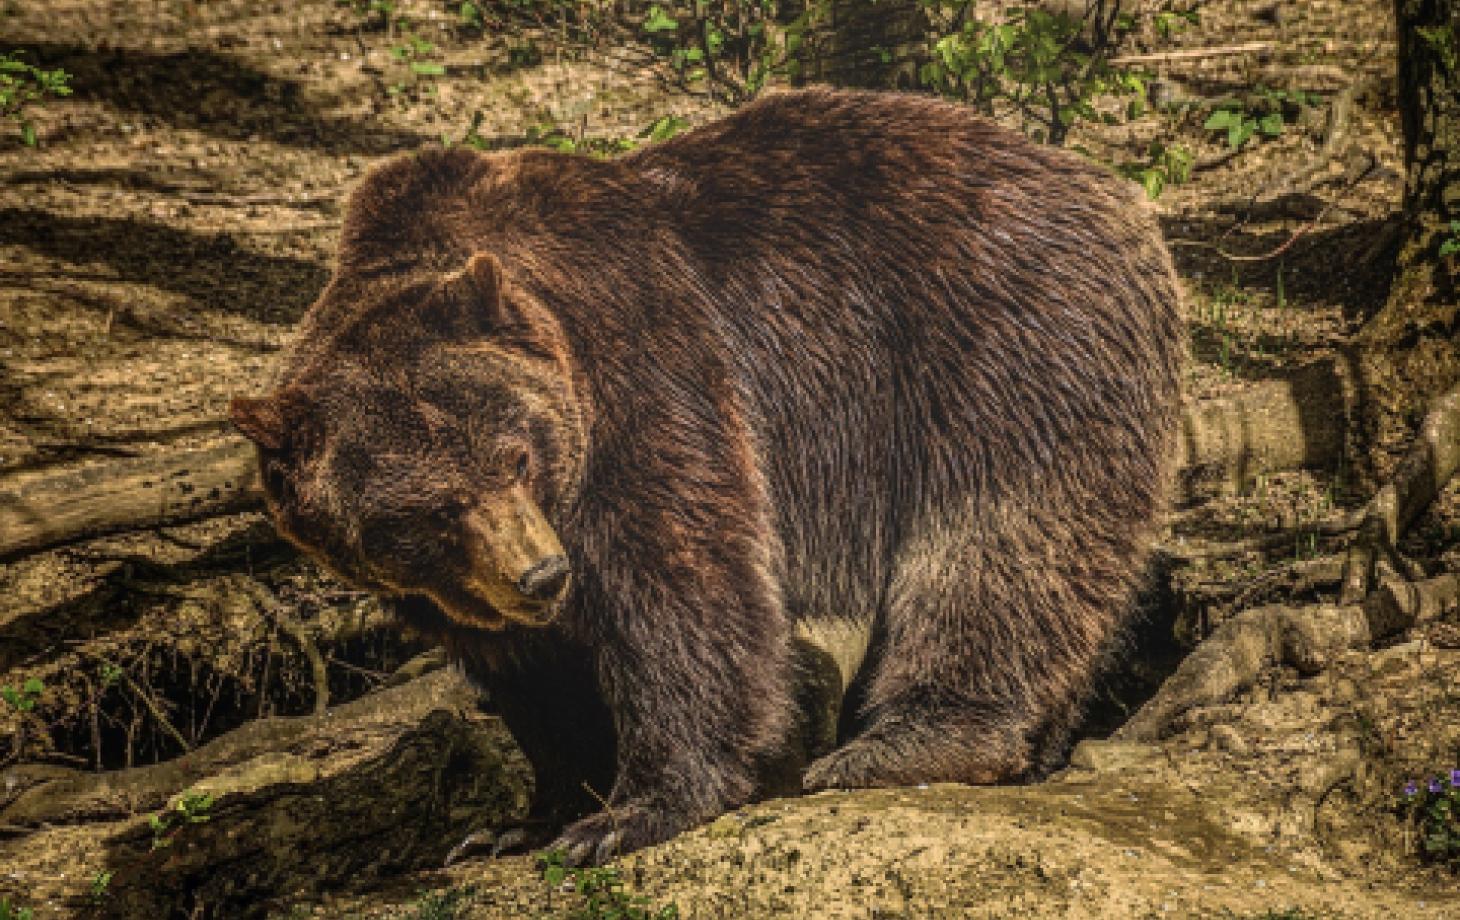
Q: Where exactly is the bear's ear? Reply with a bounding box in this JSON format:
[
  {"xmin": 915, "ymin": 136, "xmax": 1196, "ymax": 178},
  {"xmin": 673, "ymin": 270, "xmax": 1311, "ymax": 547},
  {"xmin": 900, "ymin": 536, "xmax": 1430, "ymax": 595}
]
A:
[
  {"xmin": 229, "ymin": 389, "xmax": 307, "ymax": 451},
  {"xmin": 438, "ymin": 252, "xmax": 510, "ymax": 330},
  {"xmin": 463, "ymin": 252, "xmax": 505, "ymax": 305}
]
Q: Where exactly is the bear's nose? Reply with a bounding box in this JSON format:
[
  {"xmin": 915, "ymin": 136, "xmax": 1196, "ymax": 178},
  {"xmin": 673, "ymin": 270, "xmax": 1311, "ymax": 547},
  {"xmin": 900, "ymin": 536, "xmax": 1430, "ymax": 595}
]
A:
[{"xmin": 517, "ymin": 554, "xmax": 570, "ymax": 601}]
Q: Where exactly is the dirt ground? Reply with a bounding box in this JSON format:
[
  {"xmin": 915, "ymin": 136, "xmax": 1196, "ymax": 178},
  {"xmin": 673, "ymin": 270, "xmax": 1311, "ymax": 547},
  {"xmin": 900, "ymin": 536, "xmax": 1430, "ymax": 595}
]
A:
[{"xmin": 3, "ymin": 0, "xmax": 1460, "ymax": 917}]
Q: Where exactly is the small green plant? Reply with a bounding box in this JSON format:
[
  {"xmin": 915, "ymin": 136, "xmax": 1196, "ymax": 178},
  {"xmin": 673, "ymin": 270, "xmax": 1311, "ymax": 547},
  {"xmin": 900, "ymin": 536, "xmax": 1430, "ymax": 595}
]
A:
[
  {"xmin": 1398, "ymin": 770, "xmax": 1460, "ymax": 866},
  {"xmin": 149, "ymin": 791, "xmax": 215, "ymax": 850},
  {"xmin": 1439, "ymin": 219, "xmax": 1460, "ymax": 259},
  {"xmin": 508, "ymin": 112, "xmax": 688, "ymax": 158},
  {"xmin": 389, "ymin": 30, "xmax": 444, "ymax": 79},
  {"xmin": 1202, "ymin": 87, "xmax": 1320, "ymax": 149},
  {"xmin": 87, "ymin": 870, "xmax": 113, "ymax": 908},
  {"xmin": 918, "ymin": 1, "xmax": 1154, "ymax": 146},
  {"xmin": 1119, "ymin": 140, "xmax": 1193, "ymax": 199},
  {"xmin": 0, "ymin": 677, "xmax": 43, "ymax": 712},
  {"xmin": 0, "ymin": 50, "xmax": 70, "ymax": 146},
  {"xmin": 539, "ymin": 849, "xmax": 679, "ymax": 920},
  {"xmin": 0, "ymin": 898, "xmax": 33, "ymax": 920},
  {"xmin": 636, "ymin": 0, "xmax": 799, "ymax": 103},
  {"xmin": 1416, "ymin": 23, "xmax": 1458, "ymax": 73},
  {"xmin": 457, "ymin": 1, "xmax": 483, "ymax": 30},
  {"xmin": 639, "ymin": 113, "xmax": 690, "ymax": 143},
  {"xmin": 411, "ymin": 884, "xmax": 476, "ymax": 920}
]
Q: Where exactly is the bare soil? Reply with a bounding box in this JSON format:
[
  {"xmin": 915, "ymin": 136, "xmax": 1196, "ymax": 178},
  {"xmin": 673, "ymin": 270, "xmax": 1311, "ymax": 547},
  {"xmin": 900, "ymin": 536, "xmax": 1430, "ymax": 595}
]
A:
[{"xmin": 2, "ymin": 1, "xmax": 1459, "ymax": 918}]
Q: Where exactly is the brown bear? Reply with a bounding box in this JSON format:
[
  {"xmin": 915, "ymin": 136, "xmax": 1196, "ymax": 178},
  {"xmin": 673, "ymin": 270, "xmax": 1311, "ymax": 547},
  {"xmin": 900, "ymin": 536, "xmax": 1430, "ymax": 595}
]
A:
[{"xmin": 229, "ymin": 87, "xmax": 1185, "ymax": 866}]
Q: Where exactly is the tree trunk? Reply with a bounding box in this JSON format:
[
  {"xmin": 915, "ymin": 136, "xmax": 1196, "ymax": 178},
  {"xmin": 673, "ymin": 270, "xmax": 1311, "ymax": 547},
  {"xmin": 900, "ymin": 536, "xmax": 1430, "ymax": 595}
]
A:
[
  {"xmin": 1355, "ymin": 1, "xmax": 1460, "ymax": 469},
  {"xmin": 791, "ymin": 0, "xmax": 928, "ymax": 89}
]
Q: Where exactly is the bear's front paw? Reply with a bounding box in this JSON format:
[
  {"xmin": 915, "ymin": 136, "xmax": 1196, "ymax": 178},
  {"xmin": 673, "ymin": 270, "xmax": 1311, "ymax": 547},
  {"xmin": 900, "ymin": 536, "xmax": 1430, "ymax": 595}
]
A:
[{"xmin": 548, "ymin": 803, "xmax": 680, "ymax": 866}]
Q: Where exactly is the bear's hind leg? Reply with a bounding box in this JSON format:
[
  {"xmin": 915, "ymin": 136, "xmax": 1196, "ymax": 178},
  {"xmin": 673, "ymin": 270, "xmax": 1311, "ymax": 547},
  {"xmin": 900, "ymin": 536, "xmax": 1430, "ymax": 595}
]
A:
[{"xmin": 804, "ymin": 509, "xmax": 1129, "ymax": 792}]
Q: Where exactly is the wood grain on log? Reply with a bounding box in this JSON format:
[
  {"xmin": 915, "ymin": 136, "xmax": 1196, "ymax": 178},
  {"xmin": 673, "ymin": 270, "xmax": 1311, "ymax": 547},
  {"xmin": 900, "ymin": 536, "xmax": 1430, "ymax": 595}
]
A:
[{"xmin": 0, "ymin": 441, "xmax": 261, "ymax": 562}]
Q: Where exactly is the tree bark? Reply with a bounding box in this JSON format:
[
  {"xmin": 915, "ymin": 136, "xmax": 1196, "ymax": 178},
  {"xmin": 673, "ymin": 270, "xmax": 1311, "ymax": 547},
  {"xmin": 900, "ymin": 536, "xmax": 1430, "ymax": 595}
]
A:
[{"xmin": 1354, "ymin": 1, "xmax": 1460, "ymax": 466}]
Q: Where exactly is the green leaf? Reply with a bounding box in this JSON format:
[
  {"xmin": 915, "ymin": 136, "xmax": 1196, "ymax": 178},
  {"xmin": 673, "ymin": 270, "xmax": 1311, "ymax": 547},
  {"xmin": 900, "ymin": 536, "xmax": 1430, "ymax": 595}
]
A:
[
  {"xmin": 1440, "ymin": 239, "xmax": 1460, "ymax": 258},
  {"xmin": 1258, "ymin": 112, "xmax": 1284, "ymax": 136},
  {"xmin": 21, "ymin": 678, "xmax": 42, "ymax": 695},
  {"xmin": 1141, "ymin": 169, "xmax": 1164, "ymax": 200},
  {"xmin": 1203, "ymin": 109, "xmax": 1240, "ymax": 131},
  {"xmin": 410, "ymin": 62, "xmax": 445, "ymax": 76},
  {"xmin": 19, "ymin": 121, "xmax": 35, "ymax": 146},
  {"xmin": 705, "ymin": 25, "xmax": 725, "ymax": 56},
  {"xmin": 1230, "ymin": 119, "xmax": 1256, "ymax": 148},
  {"xmin": 641, "ymin": 6, "xmax": 679, "ymax": 33}
]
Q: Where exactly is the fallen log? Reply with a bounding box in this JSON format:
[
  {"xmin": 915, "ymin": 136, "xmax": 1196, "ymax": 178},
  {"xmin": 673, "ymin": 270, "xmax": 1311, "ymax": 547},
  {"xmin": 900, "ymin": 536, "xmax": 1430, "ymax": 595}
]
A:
[
  {"xmin": 1176, "ymin": 358, "xmax": 1351, "ymax": 500},
  {"xmin": 0, "ymin": 441, "xmax": 262, "ymax": 562},
  {"xmin": 0, "ymin": 360, "xmax": 1357, "ymax": 562},
  {"xmin": 0, "ymin": 668, "xmax": 531, "ymax": 918}
]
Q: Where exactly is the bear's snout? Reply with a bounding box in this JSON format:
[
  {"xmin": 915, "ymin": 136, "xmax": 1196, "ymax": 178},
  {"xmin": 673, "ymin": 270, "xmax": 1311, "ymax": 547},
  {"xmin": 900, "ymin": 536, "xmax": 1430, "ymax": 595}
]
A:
[{"xmin": 517, "ymin": 554, "xmax": 570, "ymax": 602}]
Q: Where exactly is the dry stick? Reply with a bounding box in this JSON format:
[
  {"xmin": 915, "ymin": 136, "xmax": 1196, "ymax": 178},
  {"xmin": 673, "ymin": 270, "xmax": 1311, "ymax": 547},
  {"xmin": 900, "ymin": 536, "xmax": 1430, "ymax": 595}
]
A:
[
  {"xmin": 1168, "ymin": 152, "xmax": 1378, "ymax": 263},
  {"xmin": 94, "ymin": 655, "xmax": 193, "ymax": 756},
  {"xmin": 243, "ymin": 581, "xmax": 330, "ymax": 716},
  {"xmin": 1108, "ymin": 41, "xmax": 1273, "ymax": 66}
]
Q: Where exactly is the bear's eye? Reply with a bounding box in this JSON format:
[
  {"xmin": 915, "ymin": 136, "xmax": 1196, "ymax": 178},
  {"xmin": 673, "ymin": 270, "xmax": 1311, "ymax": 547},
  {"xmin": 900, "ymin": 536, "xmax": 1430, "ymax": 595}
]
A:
[{"xmin": 514, "ymin": 450, "xmax": 530, "ymax": 481}]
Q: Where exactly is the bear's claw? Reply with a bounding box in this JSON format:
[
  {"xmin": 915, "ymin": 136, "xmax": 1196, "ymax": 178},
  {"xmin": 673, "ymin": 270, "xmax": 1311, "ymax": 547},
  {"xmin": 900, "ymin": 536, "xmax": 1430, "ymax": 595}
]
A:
[
  {"xmin": 548, "ymin": 805, "xmax": 669, "ymax": 867},
  {"xmin": 443, "ymin": 825, "xmax": 538, "ymax": 866}
]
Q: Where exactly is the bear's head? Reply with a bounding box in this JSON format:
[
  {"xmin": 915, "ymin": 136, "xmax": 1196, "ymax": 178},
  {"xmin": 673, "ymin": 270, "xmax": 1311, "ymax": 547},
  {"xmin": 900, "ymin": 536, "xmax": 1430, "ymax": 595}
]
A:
[{"xmin": 229, "ymin": 252, "xmax": 587, "ymax": 632}]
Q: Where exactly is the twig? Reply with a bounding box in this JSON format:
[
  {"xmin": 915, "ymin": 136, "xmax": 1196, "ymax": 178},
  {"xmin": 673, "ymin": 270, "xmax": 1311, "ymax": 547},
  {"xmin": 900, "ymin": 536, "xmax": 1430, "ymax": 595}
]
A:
[
  {"xmin": 1109, "ymin": 41, "xmax": 1272, "ymax": 66},
  {"xmin": 242, "ymin": 581, "xmax": 330, "ymax": 716},
  {"xmin": 1168, "ymin": 152, "xmax": 1377, "ymax": 262},
  {"xmin": 89, "ymin": 654, "xmax": 193, "ymax": 756}
]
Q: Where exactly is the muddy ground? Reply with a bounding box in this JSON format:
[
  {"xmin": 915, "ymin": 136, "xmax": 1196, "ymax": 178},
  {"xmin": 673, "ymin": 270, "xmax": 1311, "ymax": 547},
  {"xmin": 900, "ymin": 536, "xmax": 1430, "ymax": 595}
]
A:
[{"xmin": 2, "ymin": 0, "xmax": 1459, "ymax": 917}]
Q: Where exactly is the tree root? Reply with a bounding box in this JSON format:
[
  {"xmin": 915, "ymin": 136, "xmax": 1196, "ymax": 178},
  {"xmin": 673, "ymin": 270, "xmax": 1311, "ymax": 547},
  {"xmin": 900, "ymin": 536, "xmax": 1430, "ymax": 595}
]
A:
[
  {"xmin": 1123, "ymin": 382, "xmax": 1460, "ymax": 741},
  {"xmin": 1339, "ymin": 382, "xmax": 1460, "ymax": 603}
]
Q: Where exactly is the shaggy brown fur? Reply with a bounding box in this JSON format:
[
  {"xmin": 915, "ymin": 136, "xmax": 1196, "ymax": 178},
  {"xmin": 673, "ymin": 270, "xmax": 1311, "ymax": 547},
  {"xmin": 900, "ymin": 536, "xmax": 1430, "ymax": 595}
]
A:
[{"xmin": 230, "ymin": 87, "xmax": 1185, "ymax": 866}]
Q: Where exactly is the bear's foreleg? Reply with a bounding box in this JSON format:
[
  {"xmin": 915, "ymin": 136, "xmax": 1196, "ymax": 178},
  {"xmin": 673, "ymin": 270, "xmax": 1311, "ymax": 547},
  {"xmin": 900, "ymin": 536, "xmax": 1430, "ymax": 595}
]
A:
[{"xmin": 551, "ymin": 536, "xmax": 795, "ymax": 865}]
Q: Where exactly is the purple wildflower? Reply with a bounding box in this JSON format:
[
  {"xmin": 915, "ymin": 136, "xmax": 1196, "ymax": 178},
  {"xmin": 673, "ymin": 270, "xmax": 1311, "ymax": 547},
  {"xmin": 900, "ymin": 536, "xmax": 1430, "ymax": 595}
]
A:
[
  {"xmin": 1450, "ymin": 769, "xmax": 1460, "ymax": 788},
  {"xmin": 1430, "ymin": 777, "xmax": 1444, "ymax": 794},
  {"xmin": 1404, "ymin": 780, "xmax": 1419, "ymax": 797}
]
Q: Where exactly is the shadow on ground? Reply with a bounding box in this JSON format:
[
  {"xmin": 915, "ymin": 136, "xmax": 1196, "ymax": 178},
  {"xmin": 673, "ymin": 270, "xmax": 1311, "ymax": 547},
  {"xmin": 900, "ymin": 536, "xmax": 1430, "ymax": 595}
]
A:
[
  {"xmin": 18, "ymin": 42, "xmax": 429, "ymax": 154},
  {"xmin": 0, "ymin": 208, "xmax": 329, "ymax": 324}
]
